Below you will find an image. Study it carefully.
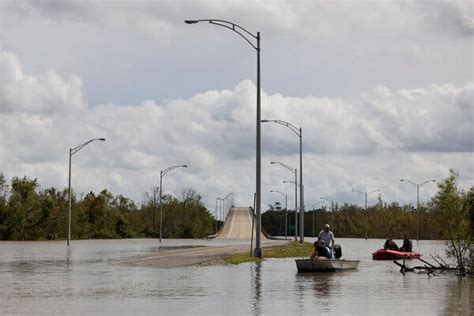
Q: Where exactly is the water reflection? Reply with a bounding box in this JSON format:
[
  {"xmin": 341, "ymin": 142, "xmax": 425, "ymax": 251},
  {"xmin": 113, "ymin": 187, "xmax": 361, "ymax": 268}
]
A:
[
  {"xmin": 0, "ymin": 239, "xmax": 471, "ymax": 315},
  {"xmin": 251, "ymin": 262, "xmax": 262, "ymax": 316},
  {"xmin": 66, "ymin": 246, "xmax": 72, "ymax": 266},
  {"xmin": 309, "ymin": 273, "xmax": 334, "ymax": 297},
  {"xmin": 294, "ymin": 271, "xmax": 334, "ymax": 312},
  {"xmin": 443, "ymin": 276, "xmax": 473, "ymax": 315}
]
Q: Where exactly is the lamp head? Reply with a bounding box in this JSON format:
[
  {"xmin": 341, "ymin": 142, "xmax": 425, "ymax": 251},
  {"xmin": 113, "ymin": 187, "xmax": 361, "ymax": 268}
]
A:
[
  {"xmin": 261, "ymin": 119, "xmax": 269, "ymax": 123},
  {"xmin": 270, "ymin": 161, "xmax": 276, "ymax": 164},
  {"xmin": 98, "ymin": 138, "xmax": 106, "ymax": 141},
  {"xmin": 182, "ymin": 165, "xmax": 188, "ymax": 168},
  {"xmin": 400, "ymin": 179, "xmax": 405, "ymax": 182},
  {"xmin": 185, "ymin": 20, "xmax": 199, "ymax": 24}
]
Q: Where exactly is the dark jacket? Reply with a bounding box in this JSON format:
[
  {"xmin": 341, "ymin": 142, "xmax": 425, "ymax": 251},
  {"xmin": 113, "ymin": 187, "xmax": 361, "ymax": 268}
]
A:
[
  {"xmin": 400, "ymin": 239, "xmax": 412, "ymax": 252},
  {"xmin": 384, "ymin": 239, "xmax": 399, "ymax": 251}
]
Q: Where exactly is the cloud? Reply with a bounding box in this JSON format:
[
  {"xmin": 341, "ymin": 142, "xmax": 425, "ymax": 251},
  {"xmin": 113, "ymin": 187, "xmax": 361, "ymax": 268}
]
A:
[
  {"xmin": 0, "ymin": 52, "xmax": 86, "ymax": 114},
  {"xmin": 414, "ymin": 1, "xmax": 474, "ymax": 37},
  {"xmin": 1, "ymin": 51, "xmax": 473, "ymax": 210},
  {"xmin": 6, "ymin": 0, "xmax": 473, "ymax": 39}
]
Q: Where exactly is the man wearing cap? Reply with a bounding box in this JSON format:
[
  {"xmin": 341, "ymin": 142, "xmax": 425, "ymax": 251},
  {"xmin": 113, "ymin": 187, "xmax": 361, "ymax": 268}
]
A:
[{"xmin": 318, "ymin": 224, "xmax": 335, "ymax": 258}]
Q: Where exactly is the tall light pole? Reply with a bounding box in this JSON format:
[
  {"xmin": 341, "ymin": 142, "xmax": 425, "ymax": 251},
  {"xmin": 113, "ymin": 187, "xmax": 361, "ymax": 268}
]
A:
[
  {"xmin": 215, "ymin": 197, "xmax": 222, "ymax": 234},
  {"xmin": 159, "ymin": 164, "xmax": 187, "ymax": 243},
  {"xmin": 220, "ymin": 198, "xmax": 225, "ymax": 227},
  {"xmin": 283, "ymin": 179, "xmax": 298, "ymax": 241},
  {"xmin": 219, "ymin": 198, "xmax": 223, "ymax": 229},
  {"xmin": 185, "ymin": 19, "xmax": 262, "ymax": 257},
  {"xmin": 271, "ymin": 161, "xmax": 298, "ymax": 241},
  {"xmin": 262, "ymin": 119, "xmax": 304, "ymax": 242},
  {"xmin": 224, "ymin": 192, "xmax": 234, "ymax": 221},
  {"xmin": 67, "ymin": 138, "xmax": 106, "ymax": 246},
  {"xmin": 352, "ymin": 189, "xmax": 381, "ymax": 240},
  {"xmin": 400, "ymin": 179, "xmax": 436, "ymax": 241},
  {"xmin": 270, "ymin": 190, "xmax": 288, "ymax": 239}
]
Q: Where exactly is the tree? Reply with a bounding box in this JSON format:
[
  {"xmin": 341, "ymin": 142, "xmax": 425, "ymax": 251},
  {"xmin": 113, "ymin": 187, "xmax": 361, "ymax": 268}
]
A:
[{"xmin": 430, "ymin": 170, "xmax": 472, "ymax": 274}]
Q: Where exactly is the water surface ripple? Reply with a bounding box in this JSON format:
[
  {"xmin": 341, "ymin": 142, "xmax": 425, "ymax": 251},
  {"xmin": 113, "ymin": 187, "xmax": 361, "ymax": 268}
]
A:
[{"xmin": 0, "ymin": 238, "xmax": 471, "ymax": 315}]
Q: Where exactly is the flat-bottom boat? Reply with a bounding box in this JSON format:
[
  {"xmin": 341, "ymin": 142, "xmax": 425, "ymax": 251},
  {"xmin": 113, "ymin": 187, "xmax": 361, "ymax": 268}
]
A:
[
  {"xmin": 295, "ymin": 258, "xmax": 360, "ymax": 272},
  {"xmin": 372, "ymin": 249, "xmax": 421, "ymax": 260}
]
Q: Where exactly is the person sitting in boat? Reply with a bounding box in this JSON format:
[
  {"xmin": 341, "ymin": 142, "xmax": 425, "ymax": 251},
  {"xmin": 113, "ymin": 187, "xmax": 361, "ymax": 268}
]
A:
[
  {"xmin": 318, "ymin": 224, "xmax": 335, "ymax": 257},
  {"xmin": 399, "ymin": 235, "xmax": 412, "ymax": 252},
  {"xmin": 310, "ymin": 240, "xmax": 331, "ymax": 259},
  {"xmin": 383, "ymin": 238, "xmax": 399, "ymax": 251}
]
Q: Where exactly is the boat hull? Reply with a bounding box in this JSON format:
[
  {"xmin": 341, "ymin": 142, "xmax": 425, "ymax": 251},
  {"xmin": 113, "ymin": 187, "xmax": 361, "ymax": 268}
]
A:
[
  {"xmin": 372, "ymin": 249, "xmax": 421, "ymax": 260},
  {"xmin": 295, "ymin": 258, "xmax": 360, "ymax": 272}
]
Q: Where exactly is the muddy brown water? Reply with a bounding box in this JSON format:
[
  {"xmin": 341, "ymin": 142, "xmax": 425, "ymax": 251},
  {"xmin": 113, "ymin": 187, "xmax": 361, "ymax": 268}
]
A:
[{"xmin": 0, "ymin": 238, "xmax": 471, "ymax": 315}]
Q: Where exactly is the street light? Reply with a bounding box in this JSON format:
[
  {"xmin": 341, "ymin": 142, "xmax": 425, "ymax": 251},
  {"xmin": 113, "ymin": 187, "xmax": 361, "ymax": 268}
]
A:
[
  {"xmin": 185, "ymin": 19, "xmax": 262, "ymax": 257},
  {"xmin": 224, "ymin": 192, "xmax": 234, "ymax": 221},
  {"xmin": 215, "ymin": 197, "xmax": 222, "ymax": 234},
  {"xmin": 400, "ymin": 179, "xmax": 436, "ymax": 241},
  {"xmin": 270, "ymin": 190, "xmax": 288, "ymax": 239},
  {"xmin": 272, "ymin": 161, "xmax": 298, "ymax": 241},
  {"xmin": 262, "ymin": 119, "xmax": 304, "ymax": 242},
  {"xmin": 67, "ymin": 138, "xmax": 106, "ymax": 246},
  {"xmin": 283, "ymin": 179, "xmax": 298, "ymax": 241},
  {"xmin": 219, "ymin": 197, "xmax": 224, "ymax": 230},
  {"xmin": 352, "ymin": 189, "xmax": 381, "ymax": 240},
  {"xmin": 159, "ymin": 164, "xmax": 187, "ymax": 243}
]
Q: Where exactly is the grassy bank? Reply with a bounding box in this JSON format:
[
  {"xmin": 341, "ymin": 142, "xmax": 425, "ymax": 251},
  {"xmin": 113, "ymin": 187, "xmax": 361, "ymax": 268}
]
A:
[{"xmin": 222, "ymin": 241, "xmax": 313, "ymax": 265}]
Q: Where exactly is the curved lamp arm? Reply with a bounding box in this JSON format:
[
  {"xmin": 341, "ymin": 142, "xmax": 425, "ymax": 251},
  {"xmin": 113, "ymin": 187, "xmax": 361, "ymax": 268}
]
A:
[
  {"xmin": 270, "ymin": 161, "xmax": 296, "ymax": 175},
  {"xmin": 400, "ymin": 179, "xmax": 418, "ymax": 187},
  {"xmin": 71, "ymin": 138, "xmax": 106, "ymax": 156},
  {"xmin": 161, "ymin": 164, "xmax": 188, "ymax": 177},
  {"xmin": 185, "ymin": 19, "xmax": 258, "ymax": 51},
  {"xmin": 352, "ymin": 189, "xmax": 381, "ymax": 196},
  {"xmin": 401, "ymin": 179, "xmax": 436, "ymax": 188},
  {"xmin": 270, "ymin": 190, "xmax": 285, "ymax": 197},
  {"xmin": 261, "ymin": 119, "xmax": 301, "ymax": 137}
]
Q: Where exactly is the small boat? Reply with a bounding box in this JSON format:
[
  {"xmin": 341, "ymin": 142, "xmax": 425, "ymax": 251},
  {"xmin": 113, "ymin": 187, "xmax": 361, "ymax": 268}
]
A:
[
  {"xmin": 372, "ymin": 249, "xmax": 421, "ymax": 260},
  {"xmin": 295, "ymin": 258, "xmax": 360, "ymax": 272}
]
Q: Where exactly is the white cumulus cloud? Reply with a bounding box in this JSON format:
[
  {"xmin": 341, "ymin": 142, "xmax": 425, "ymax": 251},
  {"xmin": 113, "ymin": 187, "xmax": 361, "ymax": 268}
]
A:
[{"xmin": 0, "ymin": 51, "xmax": 472, "ymax": 211}]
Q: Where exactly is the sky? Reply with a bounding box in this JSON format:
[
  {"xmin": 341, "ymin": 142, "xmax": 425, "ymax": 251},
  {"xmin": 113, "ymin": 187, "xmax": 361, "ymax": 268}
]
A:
[{"xmin": 0, "ymin": 0, "xmax": 473, "ymax": 213}]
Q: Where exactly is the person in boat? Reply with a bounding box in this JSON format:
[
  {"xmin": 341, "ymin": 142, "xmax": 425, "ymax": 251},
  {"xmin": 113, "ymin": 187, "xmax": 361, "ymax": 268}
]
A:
[
  {"xmin": 310, "ymin": 240, "xmax": 331, "ymax": 259},
  {"xmin": 399, "ymin": 235, "xmax": 412, "ymax": 252},
  {"xmin": 318, "ymin": 224, "xmax": 335, "ymax": 258},
  {"xmin": 383, "ymin": 238, "xmax": 399, "ymax": 251}
]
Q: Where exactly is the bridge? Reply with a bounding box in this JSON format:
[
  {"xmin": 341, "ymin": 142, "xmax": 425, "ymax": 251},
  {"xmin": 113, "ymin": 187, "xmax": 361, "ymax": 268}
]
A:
[{"xmin": 216, "ymin": 207, "xmax": 267, "ymax": 240}]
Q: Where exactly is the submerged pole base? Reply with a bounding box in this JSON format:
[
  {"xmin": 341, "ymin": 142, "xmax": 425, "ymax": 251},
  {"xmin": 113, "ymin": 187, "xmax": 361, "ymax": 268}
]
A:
[{"xmin": 253, "ymin": 248, "xmax": 262, "ymax": 258}]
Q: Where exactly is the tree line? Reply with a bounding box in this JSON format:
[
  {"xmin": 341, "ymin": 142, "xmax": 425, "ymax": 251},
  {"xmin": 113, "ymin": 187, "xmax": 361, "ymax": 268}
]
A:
[
  {"xmin": 0, "ymin": 171, "xmax": 472, "ymax": 245},
  {"xmin": 263, "ymin": 171, "xmax": 473, "ymax": 242},
  {"xmin": 0, "ymin": 173, "xmax": 215, "ymax": 240}
]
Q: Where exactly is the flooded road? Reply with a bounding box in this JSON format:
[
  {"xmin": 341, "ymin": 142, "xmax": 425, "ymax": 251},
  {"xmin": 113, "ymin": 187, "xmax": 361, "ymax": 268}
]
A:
[{"xmin": 0, "ymin": 238, "xmax": 471, "ymax": 315}]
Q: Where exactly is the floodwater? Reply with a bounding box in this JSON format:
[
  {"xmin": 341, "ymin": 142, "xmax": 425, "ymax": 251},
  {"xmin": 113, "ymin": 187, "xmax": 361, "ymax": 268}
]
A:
[{"xmin": 0, "ymin": 238, "xmax": 472, "ymax": 315}]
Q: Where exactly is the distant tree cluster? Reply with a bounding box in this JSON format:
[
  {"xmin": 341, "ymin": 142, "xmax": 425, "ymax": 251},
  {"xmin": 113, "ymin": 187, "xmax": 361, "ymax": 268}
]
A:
[
  {"xmin": 0, "ymin": 173, "xmax": 214, "ymax": 240},
  {"xmin": 264, "ymin": 171, "xmax": 473, "ymax": 243}
]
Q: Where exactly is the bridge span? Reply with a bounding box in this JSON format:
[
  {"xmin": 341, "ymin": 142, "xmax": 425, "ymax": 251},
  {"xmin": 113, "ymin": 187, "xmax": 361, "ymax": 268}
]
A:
[{"xmin": 216, "ymin": 207, "xmax": 267, "ymax": 240}]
